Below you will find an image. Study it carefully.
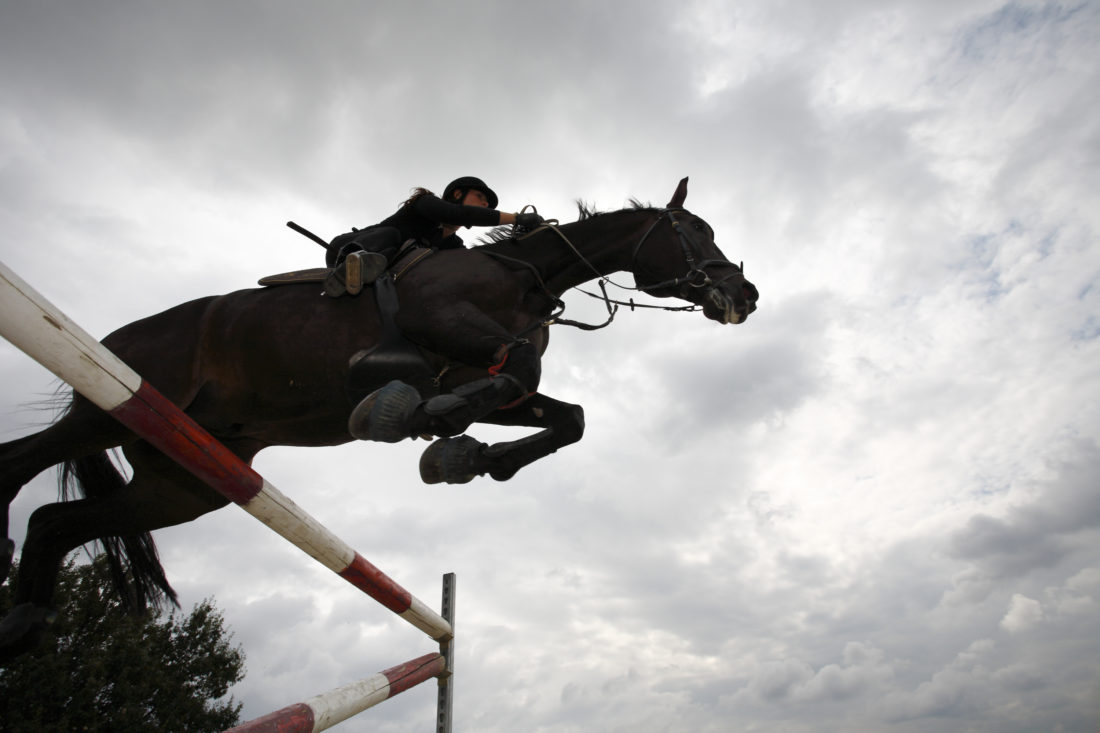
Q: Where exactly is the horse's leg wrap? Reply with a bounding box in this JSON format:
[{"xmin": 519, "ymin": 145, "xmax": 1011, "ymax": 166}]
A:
[
  {"xmin": 419, "ymin": 429, "xmax": 553, "ymax": 485},
  {"xmin": 415, "ymin": 374, "xmax": 528, "ymax": 437},
  {"xmin": 348, "ymin": 340, "xmax": 540, "ymax": 442},
  {"xmin": 411, "ymin": 339, "xmax": 540, "ymax": 437},
  {"xmin": 419, "ymin": 395, "xmax": 585, "ymax": 484},
  {"xmin": 347, "ymin": 380, "xmax": 423, "ymax": 443}
]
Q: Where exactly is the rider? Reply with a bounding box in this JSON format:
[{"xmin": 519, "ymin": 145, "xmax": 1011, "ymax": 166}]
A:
[
  {"xmin": 329, "ymin": 176, "xmax": 543, "ymax": 286},
  {"xmin": 337, "ymin": 177, "xmax": 548, "ymax": 444}
]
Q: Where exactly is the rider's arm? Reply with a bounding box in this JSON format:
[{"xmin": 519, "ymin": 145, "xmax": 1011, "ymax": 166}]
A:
[{"xmin": 413, "ymin": 194, "xmax": 508, "ymax": 228}]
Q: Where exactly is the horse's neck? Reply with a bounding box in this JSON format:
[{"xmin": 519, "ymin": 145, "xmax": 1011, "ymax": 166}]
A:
[{"xmin": 523, "ymin": 211, "xmax": 652, "ymax": 295}]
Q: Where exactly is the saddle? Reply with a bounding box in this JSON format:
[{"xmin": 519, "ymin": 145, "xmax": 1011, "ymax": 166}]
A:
[
  {"xmin": 258, "ymin": 242, "xmax": 434, "ymax": 295},
  {"xmin": 257, "ymin": 268, "xmax": 329, "ymax": 287}
]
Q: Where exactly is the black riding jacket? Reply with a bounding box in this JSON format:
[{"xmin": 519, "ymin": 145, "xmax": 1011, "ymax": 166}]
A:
[{"xmin": 377, "ymin": 193, "xmax": 502, "ymax": 250}]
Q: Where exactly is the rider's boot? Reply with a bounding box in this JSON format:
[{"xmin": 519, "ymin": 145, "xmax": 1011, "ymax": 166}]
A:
[
  {"xmin": 347, "ymin": 252, "xmax": 389, "ymax": 286},
  {"xmin": 343, "ymin": 252, "xmax": 389, "ymax": 295},
  {"xmin": 323, "ymin": 251, "xmax": 389, "ymax": 298},
  {"xmin": 349, "ymin": 375, "xmax": 529, "ymax": 443}
]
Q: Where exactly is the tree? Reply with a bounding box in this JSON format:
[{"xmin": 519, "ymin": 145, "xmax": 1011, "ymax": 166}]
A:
[{"xmin": 0, "ymin": 555, "xmax": 245, "ymax": 732}]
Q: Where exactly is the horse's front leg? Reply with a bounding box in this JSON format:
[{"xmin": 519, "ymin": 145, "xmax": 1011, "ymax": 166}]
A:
[
  {"xmin": 348, "ymin": 302, "xmax": 544, "ymax": 443},
  {"xmin": 418, "ymin": 393, "xmax": 585, "ymax": 484}
]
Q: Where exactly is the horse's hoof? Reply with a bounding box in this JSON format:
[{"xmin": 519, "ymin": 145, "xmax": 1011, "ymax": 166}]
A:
[
  {"xmin": 420, "ymin": 436, "xmax": 485, "ymax": 484},
  {"xmin": 0, "ymin": 603, "xmax": 57, "ymax": 663},
  {"xmin": 1, "ymin": 538, "xmax": 12, "ymax": 584},
  {"xmin": 348, "ymin": 380, "xmax": 421, "ymax": 443}
]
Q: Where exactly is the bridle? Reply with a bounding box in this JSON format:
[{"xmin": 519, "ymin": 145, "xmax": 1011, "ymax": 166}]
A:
[
  {"xmin": 492, "ymin": 207, "xmax": 746, "ymax": 331},
  {"xmin": 629, "ymin": 208, "xmax": 744, "ymax": 294}
]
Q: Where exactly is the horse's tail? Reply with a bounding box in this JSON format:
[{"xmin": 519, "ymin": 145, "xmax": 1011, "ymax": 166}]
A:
[{"xmin": 60, "ymin": 452, "xmax": 179, "ymax": 612}]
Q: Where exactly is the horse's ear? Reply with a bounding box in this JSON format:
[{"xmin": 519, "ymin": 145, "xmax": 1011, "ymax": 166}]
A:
[{"xmin": 667, "ymin": 177, "xmax": 689, "ymax": 208}]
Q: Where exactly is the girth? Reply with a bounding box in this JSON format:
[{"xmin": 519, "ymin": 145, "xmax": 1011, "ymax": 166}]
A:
[{"xmin": 346, "ymin": 274, "xmax": 436, "ymax": 400}]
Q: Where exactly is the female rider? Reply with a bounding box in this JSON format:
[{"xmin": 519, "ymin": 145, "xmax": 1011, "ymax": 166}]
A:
[
  {"xmin": 337, "ymin": 176, "xmax": 547, "ymax": 445},
  {"xmin": 329, "ymin": 176, "xmax": 542, "ymax": 285}
]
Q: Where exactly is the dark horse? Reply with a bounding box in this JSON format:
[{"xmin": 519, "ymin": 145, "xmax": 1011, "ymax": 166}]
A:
[{"xmin": 0, "ymin": 179, "xmax": 757, "ymax": 659}]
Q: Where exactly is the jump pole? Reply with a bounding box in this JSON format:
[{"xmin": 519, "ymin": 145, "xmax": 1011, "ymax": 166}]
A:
[
  {"xmin": 226, "ymin": 652, "xmax": 447, "ymax": 733},
  {"xmin": 0, "ymin": 260, "xmax": 457, "ymax": 729},
  {"xmin": 227, "ymin": 572, "xmax": 455, "ymax": 733}
]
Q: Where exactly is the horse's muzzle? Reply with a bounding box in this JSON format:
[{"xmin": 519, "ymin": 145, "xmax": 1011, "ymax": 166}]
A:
[{"xmin": 702, "ymin": 279, "xmax": 758, "ymax": 325}]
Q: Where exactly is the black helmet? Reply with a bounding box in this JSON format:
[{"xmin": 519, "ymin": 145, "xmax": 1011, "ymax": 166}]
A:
[{"xmin": 443, "ymin": 176, "xmax": 498, "ymax": 209}]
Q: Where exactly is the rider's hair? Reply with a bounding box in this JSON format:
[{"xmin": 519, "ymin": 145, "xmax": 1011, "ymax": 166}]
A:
[{"xmin": 402, "ymin": 187, "xmax": 435, "ymax": 207}]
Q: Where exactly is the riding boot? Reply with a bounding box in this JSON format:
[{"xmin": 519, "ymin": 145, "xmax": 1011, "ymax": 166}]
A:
[
  {"xmin": 347, "ymin": 251, "xmax": 389, "ymax": 287},
  {"xmin": 322, "ymin": 265, "xmax": 347, "ymax": 298},
  {"xmin": 324, "ymin": 250, "xmax": 390, "ymax": 298}
]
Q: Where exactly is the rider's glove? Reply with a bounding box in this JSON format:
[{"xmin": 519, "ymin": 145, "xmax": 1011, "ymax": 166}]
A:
[{"xmin": 514, "ymin": 212, "xmax": 544, "ymax": 229}]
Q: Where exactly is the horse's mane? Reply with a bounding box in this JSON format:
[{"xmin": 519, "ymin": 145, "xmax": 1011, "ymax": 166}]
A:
[
  {"xmin": 577, "ymin": 198, "xmax": 654, "ymax": 220},
  {"xmin": 477, "ymin": 199, "xmax": 656, "ymax": 246}
]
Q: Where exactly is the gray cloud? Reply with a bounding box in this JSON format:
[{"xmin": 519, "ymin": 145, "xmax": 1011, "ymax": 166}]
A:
[
  {"xmin": 2, "ymin": 2, "xmax": 1099, "ymax": 731},
  {"xmin": 949, "ymin": 441, "xmax": 1100, "ymax": 577}
]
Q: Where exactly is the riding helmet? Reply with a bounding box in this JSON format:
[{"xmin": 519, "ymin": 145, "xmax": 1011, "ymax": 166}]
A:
[{"xmin": 443, "ymin": 176, "xmax": 498, "ymax": 209}]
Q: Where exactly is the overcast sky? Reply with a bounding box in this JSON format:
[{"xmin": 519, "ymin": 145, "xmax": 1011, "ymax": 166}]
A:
[{"xmin": 2, "ymin": 1, "xmax": 1099, "ymax": 731}]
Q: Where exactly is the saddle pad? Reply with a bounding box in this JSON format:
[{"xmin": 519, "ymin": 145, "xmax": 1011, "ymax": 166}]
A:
[{"xmin": 257, "ymin": 268, "xmax": 330, "ymax": 286}]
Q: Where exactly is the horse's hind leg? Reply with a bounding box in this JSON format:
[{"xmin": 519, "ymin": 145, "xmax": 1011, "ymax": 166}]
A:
[
  {"xmin": 419, "ymin": 393, "xmax": 585, "ymax": 484},
  {"xmin": 1, "ymin": 396, "xmax": 135, "ymax": 582},
  {"xmin": 0, "ymin": 438, "xmax": 244, "ymax": 661},
  {"xmin": 1, "ymin": 434, "xmax": 39, "ymax": 577}
]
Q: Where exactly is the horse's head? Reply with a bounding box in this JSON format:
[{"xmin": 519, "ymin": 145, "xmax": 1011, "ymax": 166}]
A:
[{"xmin": 630, "ymin": 178, "xmax": 759, "ymax": 324}]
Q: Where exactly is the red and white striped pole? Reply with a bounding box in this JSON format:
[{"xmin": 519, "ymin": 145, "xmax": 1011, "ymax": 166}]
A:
[
  {"xmin": 225, "ymin": 652, "xmax": 447, "ymax": 733},
  {"xmin": 0, "ymin": 260, "xmax": 452, "ymax": 642}
]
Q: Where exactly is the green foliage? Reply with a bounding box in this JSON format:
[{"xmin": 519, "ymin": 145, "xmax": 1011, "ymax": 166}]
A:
[{"xmin": 0, "ymin": 556, "xmax": 245, "ymax": 732}]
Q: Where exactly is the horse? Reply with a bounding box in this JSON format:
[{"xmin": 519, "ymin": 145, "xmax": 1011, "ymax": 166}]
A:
[{"xmin": 0, "ymin": 178, "xmax": 758, "ymax": 660}]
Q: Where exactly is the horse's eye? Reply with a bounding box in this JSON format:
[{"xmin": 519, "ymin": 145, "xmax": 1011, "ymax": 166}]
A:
[{"xmin": 692, "ymin": 222, "xmax": 712, "ymax": 238}]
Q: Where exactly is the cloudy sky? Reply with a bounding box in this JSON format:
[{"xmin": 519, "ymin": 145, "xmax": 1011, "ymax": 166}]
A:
[{"xmin": 2, "ymin": 1, "xmax": 1099, "ymax": 731}]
